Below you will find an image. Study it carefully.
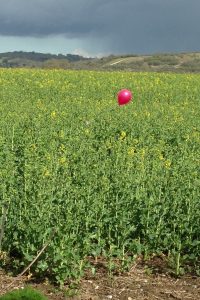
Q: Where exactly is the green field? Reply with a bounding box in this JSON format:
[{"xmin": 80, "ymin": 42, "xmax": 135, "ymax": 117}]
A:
[{"xmin": 0, "ymin": 69, "xmax": 200, "ymax": 284}]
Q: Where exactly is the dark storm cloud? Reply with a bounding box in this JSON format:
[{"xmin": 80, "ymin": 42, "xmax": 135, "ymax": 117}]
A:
[
  {"xmin": 1, "ymin": 0, "xmax": 200, "ymax": 53},
  {"xmin": 0, "ymin": 0, "xmax": 108, "ymax": 37}
]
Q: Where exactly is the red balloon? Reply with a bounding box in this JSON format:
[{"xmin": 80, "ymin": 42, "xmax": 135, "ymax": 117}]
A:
[{"xmin": 117, "ymin": 89, "xmax": 132, "ymax": 106}]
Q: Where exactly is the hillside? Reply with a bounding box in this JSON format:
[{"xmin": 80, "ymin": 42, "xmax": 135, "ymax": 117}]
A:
[
  {"xmin": 0, "ymin": 51, "xmax": 88, "ymax": 68},
  {"xmin": 1, "ymin": 51, "xmax": 200, "ymax": 72}
]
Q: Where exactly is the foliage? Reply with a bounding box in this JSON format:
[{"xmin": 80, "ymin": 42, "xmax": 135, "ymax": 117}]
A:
[
  {"xmin": 1, "ymin": 51, "xmax": 200, "ymax": 72},
  {"xmin": 0, "ymin": 69, "xmax": 200, "ymax": 284},
  {"xmin": 180, "ymin": 59, "xmax": 200, "ymax": 72},
  {"xmin": 0, "ymin": 287, "xmax": 48, "ymax": 300},
  {"xmin": 144, "ymin": 55, "xmax": 179, "ymax": 66},
  {"xmin": 0, "ymin": 52, "xmax": 88, "ymax": 68}
]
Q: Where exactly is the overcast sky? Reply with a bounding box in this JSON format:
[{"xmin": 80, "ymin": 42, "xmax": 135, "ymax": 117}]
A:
[{"xmin": 0, "ymin": 0, "xmax": 200, "ymax": 57}]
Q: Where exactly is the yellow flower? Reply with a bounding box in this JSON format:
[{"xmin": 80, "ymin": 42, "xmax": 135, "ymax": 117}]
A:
[
  {"xmin": 85, "ymin": 129, "xmax": 90, "ymax": 135},
  {"xmin": 30, "ymin": 143, "xmax": 37, "ymax": 151},
  {"xmin": 51, "ymin": 111, "xmax": 56, "ymax": 118},
  {"xmin": 36, "ymin": 100, "xmax": 43, "ymax": 109},
  {"xmin": 59, "ymin": 130, "xmax": 64, "ymax": 138},
  {"xmin": 140, "ymin": 148, "xmax": 146, "ymax": 158},
  {"xmin": 43, "ymin": 169, "xmax": 51, "ymax": 177},
  {"xmin": 59, "ymin": 144, "xmax": 65, "ymax": 152},
  {"xmin": 159, "ymin": 154, "xmax": 164, "ymax": 160},
  {"xmin": 145, "ymin": 111, "xmax": 151, "ymax": 117},
  {"xmin": 119, "ymin": 131, "xmax": 126, "ymax": 140},
  {"xmin": 164, "ymin": 159, "xmax": 171, "ymax": 169},
  {"xmin": 128, "ymin": 147, "xmax": 135, "ymax": 156},
  {"xmin": 59, "ymin": 157, "xmax": 67, "ymax": 164},
  {"xmin": 45, "ymin": 153, "xmax": 51, "ymax": 160}
]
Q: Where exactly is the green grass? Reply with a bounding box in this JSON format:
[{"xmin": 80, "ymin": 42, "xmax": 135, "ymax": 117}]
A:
[
  {"xmin": 0, "ymin": 287, "xmax": 48, "ymax": 300},
  {"xmin": 0, "ymin": 69, "xmax": 200, "ymax": 284}
]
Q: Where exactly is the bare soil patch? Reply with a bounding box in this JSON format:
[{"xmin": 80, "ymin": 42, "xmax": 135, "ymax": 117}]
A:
[{"xmin": 1, "ymin": 262, "xmax": 200, "ymax": 300}]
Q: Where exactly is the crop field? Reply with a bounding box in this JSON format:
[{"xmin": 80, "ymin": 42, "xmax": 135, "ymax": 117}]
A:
[{"xmin": 0, "ymin": 69, "xmax": 200, "ymax": 285}]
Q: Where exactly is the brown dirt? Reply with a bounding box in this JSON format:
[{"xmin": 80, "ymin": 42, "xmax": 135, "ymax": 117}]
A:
[{"xmin": 0, "ymin": 262, "xmax": 200, "ymax": 300}]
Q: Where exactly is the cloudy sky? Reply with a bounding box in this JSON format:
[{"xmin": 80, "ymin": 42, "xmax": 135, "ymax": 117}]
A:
[{"xmin": 0, "ymin": 0, "xmax": 200, "ymax": 57}]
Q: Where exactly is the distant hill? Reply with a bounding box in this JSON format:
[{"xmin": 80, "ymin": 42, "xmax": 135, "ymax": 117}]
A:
[
  {"xmin": 0, "ymin": 51, "xmax": 89, "ymax": 68},
  {"xmin": 1, "ymin": 51, "xmax": 200, "ymax": 73}
]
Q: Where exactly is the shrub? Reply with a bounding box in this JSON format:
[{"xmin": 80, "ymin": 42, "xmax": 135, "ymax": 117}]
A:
[{"xmin": 0, "ymin": 287, "xmax": 48, "ymax": 300}]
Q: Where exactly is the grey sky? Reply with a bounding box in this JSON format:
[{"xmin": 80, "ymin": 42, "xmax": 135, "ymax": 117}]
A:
[{"xmin": 0, "ymin": 0, "xmax": 200, "ymax": 56}]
